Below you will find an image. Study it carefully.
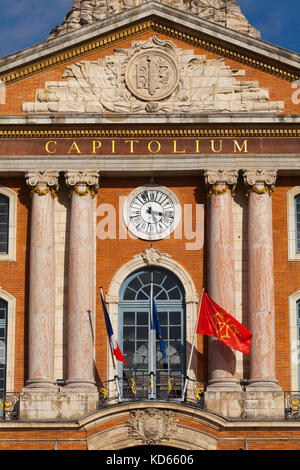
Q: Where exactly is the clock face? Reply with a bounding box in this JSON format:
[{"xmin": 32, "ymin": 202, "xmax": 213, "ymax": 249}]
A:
[{"xmin": 123, "ymin": 186, "xmax": 181, "ymax": 241}]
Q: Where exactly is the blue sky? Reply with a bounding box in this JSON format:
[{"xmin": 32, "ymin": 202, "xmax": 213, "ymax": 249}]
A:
[{"xmin": 0, "ymin": 0, "xmax": 299, "ymax": 58}]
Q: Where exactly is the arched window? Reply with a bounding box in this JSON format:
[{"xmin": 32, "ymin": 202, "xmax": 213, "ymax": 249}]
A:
[
  {"xmin": 119, "ymin": 267, "xmax": 185, "ymax": 400},
  {"xmin": 0, "ymin": 299, "xmax": 7, "ymax": 396},
  {"xmin": 296, "ymin": 195, "xmax": 300, "ymax": 254},
  {"xmin": 0, "ymin": 195, "xmax": 9, "ymax": 255}
]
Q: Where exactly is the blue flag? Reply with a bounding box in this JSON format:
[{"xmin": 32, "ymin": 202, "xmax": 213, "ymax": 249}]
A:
[{"xmin": 151, "ymin": 296, "xmax": 167, "ymax": 359}]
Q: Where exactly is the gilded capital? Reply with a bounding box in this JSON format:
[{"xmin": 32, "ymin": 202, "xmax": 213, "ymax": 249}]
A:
[
  {"xmin": 243, "ymin": 169, "xmax": 277, "ymax": 195},
  {"xmin": 65, "ymin": 169, "xmax": 100, "ymax": 197},
  {"xmin": 204, "ymin": 169, "xmax": 238, "ymax": 197},
  {"xmin": 25, "ymin": 170, "xmax": 59, "ymax": 196}
]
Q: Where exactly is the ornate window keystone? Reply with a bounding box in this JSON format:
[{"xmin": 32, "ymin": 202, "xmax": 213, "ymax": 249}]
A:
[
  {"xmin": 243, "ymin": 169, "xmax": 278, "ymax": 196},
  {"xmin": 134, "ymin": 247, "xmax": 171, "ymax": 266}
]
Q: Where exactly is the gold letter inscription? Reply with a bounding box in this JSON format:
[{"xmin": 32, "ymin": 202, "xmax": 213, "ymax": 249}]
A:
[
  {"xmin": 148, "ymin": 140, "xmax": 161, "ymax": 154},
  {"xmin": 173, "ymin": 140, "xmax": 186, "ymax": 154},
  {"xmin": 67, "ymin": 141, "xmax": 81, "ymax": 154},
  {"xmin": 45, "ymin": 141, "xmax": 57, "ymax": 154},
  {"xmin": 125, "ymin": 140, "xmax": 139, "ymax": 154},
  {"xmin": 210, "ymin": 140, "xmax": 223, "ymax": 153},
  {"xmin": 92, "ymin": 141, "xmax": 102, "ymax": 154},
  {"xmin": 233, "ymin": 140, "xmax": 248, "ymax": 153}
]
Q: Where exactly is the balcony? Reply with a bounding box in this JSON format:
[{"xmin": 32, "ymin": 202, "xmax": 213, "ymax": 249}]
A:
[{"xmin": 2, "ymin": 387, "xmax": 300, "ymax": 422}]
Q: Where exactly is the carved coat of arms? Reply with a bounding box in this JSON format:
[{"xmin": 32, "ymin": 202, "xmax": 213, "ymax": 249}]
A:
[{"xmin": 127, "ymin": 408, "xmax": 178, "ymax": 445}]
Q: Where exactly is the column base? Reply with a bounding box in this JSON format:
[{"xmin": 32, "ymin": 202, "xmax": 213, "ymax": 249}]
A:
[
  {"xmin": 247, "ymin": 378, "xmax": 282, "ymax": 391},
  {"xmin": 64, "ymin": 378, "xmax": 97, "ymax": 392},
  {"xmin": 207, "ymin": 377, "xmax": 241, "ymax": 392},
  {"xmin": 23, "ymin": 379, "xmax": 57, "ymax": 391}
]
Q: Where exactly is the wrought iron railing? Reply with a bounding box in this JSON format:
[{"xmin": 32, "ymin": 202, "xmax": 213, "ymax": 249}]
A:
[
  {"xmin": 97, "ymin": 376, "xmax": 206, "ymax": 410},
  {"xmin": 285, "ymin": 391, "xmax": 300, "ymax": 419},
  {"xmin": 0, "ymin": 393, "xmax": 20, "ymax": 421}
]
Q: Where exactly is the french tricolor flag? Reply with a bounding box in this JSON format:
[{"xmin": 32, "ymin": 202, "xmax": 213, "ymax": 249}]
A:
[{"xmin": 100, "ymin": 288, "xmax": 126, "ymax": 363}]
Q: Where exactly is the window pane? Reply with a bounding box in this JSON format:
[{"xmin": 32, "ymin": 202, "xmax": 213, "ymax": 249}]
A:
[
  {"xmin": 123, "ymin": 341, "xmax": 135, "ymax": 355},
  {"xmin": 124, "ymin": 312, "xmax": 135, "ymax": 325},
  {"xmin": 137, "ymin": 312, "xmax": 148, "ymax": 325},
  {"xmin": 123, "ymin": 326, "xmax": 135, "ymax": 341},
  {"xmin": 137, "ymin": 327, "xmax": 148, "ymax": 340},
  {"xmin": 123, "ymin": 287, "xmax": 136, "ymax": 300}
]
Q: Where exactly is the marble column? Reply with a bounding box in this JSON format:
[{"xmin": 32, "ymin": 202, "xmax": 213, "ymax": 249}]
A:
[
  {"xmin": 25, "ymin": 170, "xmax": 59, "ymax": 389},
  {"xmin": 243, "ymin": 169, "xmax": 280, "ymax": 391},
  {"xmin": 65, "ymin": 169, "xmax": 99, "ymax": 390},
  {"xmin": 204, "ymin": 169, "xmax": 241, "ymax": 390}
]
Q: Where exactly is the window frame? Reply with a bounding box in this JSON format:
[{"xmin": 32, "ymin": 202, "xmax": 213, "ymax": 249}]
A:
[
  {"xmin": 0, "ymin": 299, "xmax": 8, "ymax": 396},
  {"xmin": 287, "ymin": 187, "xmax": 300, "ymax": 261},
  {"xmin": 295, "ymin": 195, "xmax": 300, "ymax": 254},
  {"xmin": 0, "ymin": 187, "xmax": 17, "ymax": 262},
  {"xmin": 119, "ymin": 268, "xmax": 186, "ymax": 400}
]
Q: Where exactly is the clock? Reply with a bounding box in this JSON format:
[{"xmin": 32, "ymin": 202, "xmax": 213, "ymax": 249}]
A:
[{"xmin": 123, "ymin": 185, "xmax": 181, "ymax": 241}]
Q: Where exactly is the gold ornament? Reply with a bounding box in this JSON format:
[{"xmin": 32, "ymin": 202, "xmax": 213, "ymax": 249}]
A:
[
  {"xmin": 208, "ymin": 185, "xmax": 235, "ymax": 198},
  {"xmin": 99, "ymin": 387, "xmax": 108, "ymax": 400},
  {"xmin": 130, "ymin": 378, "xmax": 136, "ymax": 395},
  {"xmin": 30, "ymin": 185, "xmax": 57, "ymax": 198},
  {"xmin": 245, "ymin": 184, "xmax": 273, "ymax": 197}
]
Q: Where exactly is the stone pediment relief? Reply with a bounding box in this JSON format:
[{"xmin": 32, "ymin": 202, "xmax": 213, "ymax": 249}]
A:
[{"xmin": 23, "ymin": 35, "xmax": 284, "ymax": 114}]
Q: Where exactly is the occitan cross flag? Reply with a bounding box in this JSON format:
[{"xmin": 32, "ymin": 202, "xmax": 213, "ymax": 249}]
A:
[{"xmin": 197, "ymin": 290, "xmax": 253, "ymax": 354}]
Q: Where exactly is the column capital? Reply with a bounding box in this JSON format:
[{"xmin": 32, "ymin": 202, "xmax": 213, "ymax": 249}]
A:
[
  {"xmin": 204, "ymin": 169, "xmax": 238, "ymax": 197},
  {"xmin": 65, "ymin": 169, "xmax": 99, "ymax": 197},
  {"xmin": 25, "ymin": 170, "xmax": 59, "ymax": 196},
  {"xmin": 243, "ymin": 169, "xmax": 278, "ymax": 195}
]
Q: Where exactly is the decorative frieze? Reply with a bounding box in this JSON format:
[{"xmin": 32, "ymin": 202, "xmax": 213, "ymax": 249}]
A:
[{"xmin": 23, "ymin": 36, "xmax": 284, "ymax": 115}]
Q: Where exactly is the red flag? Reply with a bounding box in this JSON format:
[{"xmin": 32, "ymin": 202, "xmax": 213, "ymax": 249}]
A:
[{"xmin": 197, "ymin": 291, "xmax": 252, "ymax": 354}]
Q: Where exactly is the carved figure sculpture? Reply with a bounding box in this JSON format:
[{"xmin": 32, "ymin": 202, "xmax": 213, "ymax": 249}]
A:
[{"xmin": 48, "ymin": 0, "xmax": 260, "ymax": 40}]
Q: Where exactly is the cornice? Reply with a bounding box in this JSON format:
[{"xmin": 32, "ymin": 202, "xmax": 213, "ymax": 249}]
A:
[
  {"xmin": 0, "ymin": 3, "xmax": 299, "ymax": 87},
  {"xmin": 0, "ymin": 126, "xmax": 300, "ymax": 139}
]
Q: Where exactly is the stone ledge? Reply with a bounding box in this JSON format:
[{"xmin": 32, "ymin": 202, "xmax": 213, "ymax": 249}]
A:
[
  {"xmin": 205, "ymin": 391, "xmax": 285, "ymax": 420},
  {"xmin": 20, "ymin": 390, "xmax": 99, "ymax": 421}
]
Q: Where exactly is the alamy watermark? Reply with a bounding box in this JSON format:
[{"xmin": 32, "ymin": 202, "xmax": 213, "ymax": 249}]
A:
[
  {"xmin": 0, "ymin": 80, "xmax": 5, "ymax": 105},
  {"xmin": 96, "ymin": 197, "xmax": 204, "ymax": 251},
  {"xmin": 292, "ymin": 80, "xmax": 300, "ymax": 105}
]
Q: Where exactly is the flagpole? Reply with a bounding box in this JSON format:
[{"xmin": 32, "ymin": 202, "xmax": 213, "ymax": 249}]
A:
[
  {"xmin": 150, "ymin": 281, "xmax": 154, "ymax": 400},
  {"xmin": 100, "ymin": 287, "xmax": 120, "ymax": 399},
  {"xmin": 181, "ymin": 287, "xmax": 204, "ymax": 402}
]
